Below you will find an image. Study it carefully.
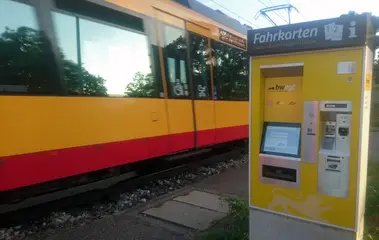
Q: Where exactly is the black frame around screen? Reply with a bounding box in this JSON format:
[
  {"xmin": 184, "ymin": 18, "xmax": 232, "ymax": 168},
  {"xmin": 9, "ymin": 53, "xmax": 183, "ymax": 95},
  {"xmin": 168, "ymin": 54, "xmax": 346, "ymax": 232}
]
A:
[{"xmin": 260, "ymin": 122, "xmax": 302, "ymax": 158}]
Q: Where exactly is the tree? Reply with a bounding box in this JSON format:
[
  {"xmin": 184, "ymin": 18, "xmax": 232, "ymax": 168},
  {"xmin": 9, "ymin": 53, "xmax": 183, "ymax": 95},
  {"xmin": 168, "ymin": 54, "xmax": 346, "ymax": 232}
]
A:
[
  {"xmin": 0, "ymin": 26, "xmax": 108, "ymax": 96},
  {"xmin": 124, "ymin": 72, "xmax": 157, "ymax": 97},
  {"xmin": 374, "ymin": 57, "xmax": 378, "ymax": 84},
  {"xmin": 371, "ymin": 56, "xmax": 379, "ymax": 128},
  {"xmin": 211, "ymin": 41, "xmax": 249, "ymax": 100},
  {"xmin": 0, "ymin": 26, "xmax": 51, "ymax": 93},
  {"xmin": 63, "ymin": 60, "xmax": 108, "ymax": 96}
]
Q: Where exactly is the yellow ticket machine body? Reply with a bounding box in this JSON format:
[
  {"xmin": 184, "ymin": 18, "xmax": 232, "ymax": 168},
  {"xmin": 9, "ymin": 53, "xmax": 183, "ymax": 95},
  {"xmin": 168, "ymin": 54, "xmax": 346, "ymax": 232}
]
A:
[{"xmin": 248, "ymin": 13, "xmax": 376, "ymax": 239}]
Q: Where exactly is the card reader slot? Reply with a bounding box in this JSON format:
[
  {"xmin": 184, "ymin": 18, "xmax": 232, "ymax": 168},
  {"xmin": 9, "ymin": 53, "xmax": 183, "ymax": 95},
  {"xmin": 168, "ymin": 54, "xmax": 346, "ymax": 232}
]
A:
[
  {"xmin": 326, "ymin": 155, "xmax": 341, "ymax": 159},
  {"xmin": 338, "ymin": 127, "xmax": 349, "ymax": 136}
]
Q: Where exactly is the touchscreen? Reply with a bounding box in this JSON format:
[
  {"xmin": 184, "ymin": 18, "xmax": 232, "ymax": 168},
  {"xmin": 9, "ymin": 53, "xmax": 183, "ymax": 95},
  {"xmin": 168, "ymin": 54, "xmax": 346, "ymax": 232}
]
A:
[{"xmin": 262, "ymin": 125, "xmax": 301, "ymax": 156}]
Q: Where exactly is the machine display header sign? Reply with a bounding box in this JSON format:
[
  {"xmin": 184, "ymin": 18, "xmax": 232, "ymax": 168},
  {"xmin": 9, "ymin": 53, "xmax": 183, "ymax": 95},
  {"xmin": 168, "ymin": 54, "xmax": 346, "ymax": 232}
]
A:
[{"xmin": 247, "ymin": 14, "xmax": 367, "ymax": 56}]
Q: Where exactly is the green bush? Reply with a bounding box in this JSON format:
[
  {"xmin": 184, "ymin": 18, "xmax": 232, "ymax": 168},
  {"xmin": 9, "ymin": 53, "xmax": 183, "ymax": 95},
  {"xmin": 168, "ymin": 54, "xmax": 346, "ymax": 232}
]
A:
[
  {"xmin": 365, "ymin": 162, "xmax": 379, "ymax": 239},
  {"xmin": 200, "ymin": 161, "xmax": 379, "ymax": 240},
  {"xmin": 199, "ymin": 198, "xmax": 249, "ymax": 240}
]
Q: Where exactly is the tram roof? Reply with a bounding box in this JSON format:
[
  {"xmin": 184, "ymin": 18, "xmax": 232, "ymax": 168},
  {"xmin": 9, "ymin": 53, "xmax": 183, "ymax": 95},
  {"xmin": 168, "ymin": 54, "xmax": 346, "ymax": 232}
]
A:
[{"xmin": 173, "ymin": 0, "xmax": 252, "ymax": 35}]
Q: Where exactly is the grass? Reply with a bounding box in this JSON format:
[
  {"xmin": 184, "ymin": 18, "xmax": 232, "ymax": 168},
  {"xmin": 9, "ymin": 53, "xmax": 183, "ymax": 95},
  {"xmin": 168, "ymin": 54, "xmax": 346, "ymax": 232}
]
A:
[
  {"xmin": 198, "ymin": 197, "xmax": 249, "ymax": 240},
  {"xmin": 199, "ymin": 161, "xmax": 379, "ymax": 240},
  {"xmin": 365, "ymin": 161, "xmax": 379, "ymax": 239}
]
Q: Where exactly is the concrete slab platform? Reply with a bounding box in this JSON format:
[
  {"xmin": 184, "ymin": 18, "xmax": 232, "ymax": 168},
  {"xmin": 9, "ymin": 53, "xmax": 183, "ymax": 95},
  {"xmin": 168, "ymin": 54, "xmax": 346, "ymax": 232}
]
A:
[
  {"xmin": 42, "ymin": 214, "xmax": 190, "ymax": 240},
  {"xmin": 143, "ymin": 200, "xmax": 226, "ymax": 230},
  {"xmin": 194, "ymin": 163, "xmax": 248, "ymax": 199},
  {"xmin": 37, "ymin": 161, "xmax": 249, "ymax": 240},
  {"xmin": 173, "ymin": 190, "xmax": 229, "ymax": 213}
]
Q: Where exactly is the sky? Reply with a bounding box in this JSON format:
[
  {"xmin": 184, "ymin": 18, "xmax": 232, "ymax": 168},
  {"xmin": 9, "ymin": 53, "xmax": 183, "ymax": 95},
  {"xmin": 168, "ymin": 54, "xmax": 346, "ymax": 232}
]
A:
[{"xmin": 198, "ymin": 0, "xmax": 379, "ymax": 29}]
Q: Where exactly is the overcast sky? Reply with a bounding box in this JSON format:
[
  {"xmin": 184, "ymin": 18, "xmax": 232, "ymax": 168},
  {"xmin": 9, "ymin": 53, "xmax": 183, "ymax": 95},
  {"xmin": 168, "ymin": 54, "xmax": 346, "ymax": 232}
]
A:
[{"xmin": 198, "ymin": 0, "xmax": 379, "ymax": 29}]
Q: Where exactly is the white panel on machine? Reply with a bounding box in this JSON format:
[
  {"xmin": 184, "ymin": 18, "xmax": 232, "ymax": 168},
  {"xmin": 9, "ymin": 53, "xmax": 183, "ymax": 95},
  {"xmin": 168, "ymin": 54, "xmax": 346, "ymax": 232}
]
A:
[
  {"xmin": 318, "ymin": 101, "xmax": 352, "ymax": 198},
  {"xmin": 336, "ymin": 114, "xmax": 351, "ymax": 154},
  {"xmin": 318, "ymin": 150, "xmax": 350, "ymax": 198}
]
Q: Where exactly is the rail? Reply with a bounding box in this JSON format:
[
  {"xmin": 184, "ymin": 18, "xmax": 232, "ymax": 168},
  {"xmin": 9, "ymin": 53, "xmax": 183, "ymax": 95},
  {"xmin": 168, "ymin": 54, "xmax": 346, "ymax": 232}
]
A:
[{"xmin": 0, "ymin": 146, "xmax": 245, "ymax": 227}]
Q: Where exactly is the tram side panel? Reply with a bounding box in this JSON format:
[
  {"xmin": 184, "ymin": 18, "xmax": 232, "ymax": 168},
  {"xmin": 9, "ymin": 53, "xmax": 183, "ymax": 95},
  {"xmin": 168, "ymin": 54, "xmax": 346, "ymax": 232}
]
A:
[
  {"xmin": 0, "ymin": 0, "xmax": 173, "ymax": 191},
  {"xmin": 0, "ymin": 0, "xmax": 249, "ymax": 193}
]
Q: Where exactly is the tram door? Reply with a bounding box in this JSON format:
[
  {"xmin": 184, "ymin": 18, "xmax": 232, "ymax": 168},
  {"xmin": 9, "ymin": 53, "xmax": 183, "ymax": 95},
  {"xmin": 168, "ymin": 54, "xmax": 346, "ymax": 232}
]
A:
[
  {"xmin": 159, "ymin": 13, "xmax": 196, "ymax": 153},
  {"xmin": 187, "ymin": 24, "xmax": 216, "ymax": 148}
]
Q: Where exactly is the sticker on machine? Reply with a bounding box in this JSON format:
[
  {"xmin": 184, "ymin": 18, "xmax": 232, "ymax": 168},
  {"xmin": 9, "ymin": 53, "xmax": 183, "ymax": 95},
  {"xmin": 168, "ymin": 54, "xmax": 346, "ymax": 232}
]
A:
[
  {"xmin": 337, "ymin": 61, "xmax": 356, "ymax": 74},
  {"xmin": 365, "ymin": 73, "xmax": 372, "ymax": 91},
  {"xmin": 267, "ymin": 84, "xmax": 296, "ymax": 92}
]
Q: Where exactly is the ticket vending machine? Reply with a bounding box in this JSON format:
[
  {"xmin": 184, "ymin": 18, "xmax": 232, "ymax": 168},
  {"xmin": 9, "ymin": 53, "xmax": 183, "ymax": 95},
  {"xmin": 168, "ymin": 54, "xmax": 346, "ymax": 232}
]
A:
[{"xmin": 248, "ymin": 13, "xmax": 376, "ymax": 240}]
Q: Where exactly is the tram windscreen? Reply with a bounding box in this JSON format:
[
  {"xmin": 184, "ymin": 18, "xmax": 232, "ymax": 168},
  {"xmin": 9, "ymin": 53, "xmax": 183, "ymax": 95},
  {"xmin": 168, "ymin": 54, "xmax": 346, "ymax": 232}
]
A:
[{"xmin": 260, "ymin": 122, "xmax": 301, "ymax": 158}]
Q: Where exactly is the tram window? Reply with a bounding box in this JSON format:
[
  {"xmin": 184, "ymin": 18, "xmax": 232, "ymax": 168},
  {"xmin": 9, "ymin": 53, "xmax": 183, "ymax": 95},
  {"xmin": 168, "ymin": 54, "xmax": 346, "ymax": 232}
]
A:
[
  {"xmin": 53, "ymin": 12, "xmax": 160, "ymax": 98},
  {"xmin": 52, "ymin": 12, "xmax": 86, "ymax": 96},
  {"xmin": 167, "ymin": 57, "xmax": 176, "ymax": 83},
  {"xmin": 53, "ymin": 13, "xmax": 78, "ymax": 63},
  {"xmin": 0, "ymin": 0, "xmax": 60, "ymax": 95},
  {"xmin": 54, "ymin": 0, "xmax": 144, "ymax": 33},
  {"xmin": 211, "ymin": 40, "xmax": 249, "ymax": 101},
  {"xmin": 80, "ymin": 18, "xmax": 155, "ymax": 97},
  {"xmin": 163, "ymin": 25, "xmax": 190, "ymax": 98},
  {"xmin": 189, "ymin": 32, "xmax": 211, "ymax": 100},
  {"xmin": 151, "ymin": 44, "xmax": 164, "ymax": 98}
]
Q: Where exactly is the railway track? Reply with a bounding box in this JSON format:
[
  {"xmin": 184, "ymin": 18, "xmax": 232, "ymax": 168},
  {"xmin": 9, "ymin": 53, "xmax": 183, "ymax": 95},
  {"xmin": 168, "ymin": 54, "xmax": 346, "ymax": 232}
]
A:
[{"xmin": 0, "ymin": 144, "xmax": 246, "ymax": 230}]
